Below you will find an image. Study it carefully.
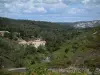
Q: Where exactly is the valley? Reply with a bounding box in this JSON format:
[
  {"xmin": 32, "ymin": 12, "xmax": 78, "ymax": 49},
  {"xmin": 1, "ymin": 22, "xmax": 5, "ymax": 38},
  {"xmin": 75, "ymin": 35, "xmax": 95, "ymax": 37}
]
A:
[{"xmin": 0, "ymin": 17, "xmax": 100, "ymax": 75}]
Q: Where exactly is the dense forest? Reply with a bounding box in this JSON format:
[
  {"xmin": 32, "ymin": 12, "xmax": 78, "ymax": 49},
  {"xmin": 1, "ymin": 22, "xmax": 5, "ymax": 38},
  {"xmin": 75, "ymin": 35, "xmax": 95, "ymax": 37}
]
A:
[{"xmin": 0, "ymin": 17, "xmax": 100, "ymax": 75}]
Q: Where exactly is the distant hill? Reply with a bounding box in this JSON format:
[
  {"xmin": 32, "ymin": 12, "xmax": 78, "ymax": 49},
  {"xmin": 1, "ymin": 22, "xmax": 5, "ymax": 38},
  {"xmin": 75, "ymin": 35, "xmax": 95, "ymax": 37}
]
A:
[
  {"xmin": 0, "ymin": 17, "xmax": 73, "ymax": 31},
  {"xmin": 57, "ymin": 20, "xmax": 100, "ymax": 28},
  {"xmin": 74, "ymin": 20, "xmax": 100, "ymax": 28},
  {"xmin": 1, "ymin": 17, "xmax": 100, "ymax": 30}
]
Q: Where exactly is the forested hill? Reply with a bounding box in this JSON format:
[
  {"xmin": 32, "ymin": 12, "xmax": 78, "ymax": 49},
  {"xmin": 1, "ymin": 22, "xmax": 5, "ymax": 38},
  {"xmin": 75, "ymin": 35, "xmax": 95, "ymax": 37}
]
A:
[
  {"xmin": 0, "ymin": 17, "xmax": 83, "ymax": 69},
  {"xmin": 0, "ymin": 17, "xmax": 73, "ymax": 31},
  {"xmin": 0, "ymin": 17, "xmax": 100, "ymax": 75}
]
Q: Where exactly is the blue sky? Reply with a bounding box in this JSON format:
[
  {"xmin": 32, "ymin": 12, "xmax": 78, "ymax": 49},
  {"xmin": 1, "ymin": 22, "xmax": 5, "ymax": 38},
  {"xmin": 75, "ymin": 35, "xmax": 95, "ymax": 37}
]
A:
[{"xmin": 0, "ymin": 0, "xmax": 100, "ymax": 22}]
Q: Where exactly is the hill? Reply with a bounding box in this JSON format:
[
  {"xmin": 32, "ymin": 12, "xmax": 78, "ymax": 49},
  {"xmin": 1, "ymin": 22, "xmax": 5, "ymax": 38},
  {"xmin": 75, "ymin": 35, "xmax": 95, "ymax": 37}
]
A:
[
  {"xmin": 57, "ymin": 20, "xmax": 100, "ymax": 28},
  {"xmin": 49, "ymin": 26, "xmax": 100, "ymax": 69},
  {"xmin": 0, "ymin": 17, "xmax": 100, "ymax": 75},
  {"xmin": 0, "ymin": 17, "xmax": 82, "ymax": 67}
]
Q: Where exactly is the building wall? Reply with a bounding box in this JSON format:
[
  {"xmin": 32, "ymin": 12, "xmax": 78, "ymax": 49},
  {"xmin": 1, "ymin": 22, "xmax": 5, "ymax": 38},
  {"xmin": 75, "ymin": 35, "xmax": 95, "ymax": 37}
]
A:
[
  {"xmin": 0, "ymin": 31, "xmax": 9, "ymax": 36},
  {"xmin": 19, "ymin": 39, "xmax": 46, "ymax": 48}
]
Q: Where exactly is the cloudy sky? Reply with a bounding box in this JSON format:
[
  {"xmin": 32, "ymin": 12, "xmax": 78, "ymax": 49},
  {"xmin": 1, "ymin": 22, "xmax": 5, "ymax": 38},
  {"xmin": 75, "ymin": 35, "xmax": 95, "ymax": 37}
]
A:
[{"xmin": 0, "ymin": 0, "xmax": 100, "ymax": 22}]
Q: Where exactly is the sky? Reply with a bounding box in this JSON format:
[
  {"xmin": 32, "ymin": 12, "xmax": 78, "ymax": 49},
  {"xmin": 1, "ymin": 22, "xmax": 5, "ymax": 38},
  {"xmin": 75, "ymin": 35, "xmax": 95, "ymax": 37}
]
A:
[{"xmin": 0, "ymin": 0, "xmax": 100, "ymax": 22}]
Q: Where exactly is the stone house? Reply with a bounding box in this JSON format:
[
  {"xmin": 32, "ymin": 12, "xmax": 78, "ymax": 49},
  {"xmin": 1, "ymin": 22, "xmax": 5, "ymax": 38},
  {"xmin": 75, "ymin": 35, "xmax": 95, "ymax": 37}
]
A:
[
  {"xmin": 18, "ymin": 38, "xmax": 46, "ymax": 48},
  {"xmin": 0, "ymin": 31, "xmax": 10, "ymax": 36}
]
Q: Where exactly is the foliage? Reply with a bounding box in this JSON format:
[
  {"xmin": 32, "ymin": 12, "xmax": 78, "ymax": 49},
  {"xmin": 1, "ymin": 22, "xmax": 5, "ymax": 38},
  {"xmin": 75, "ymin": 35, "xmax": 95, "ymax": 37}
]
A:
[
  {"xmin": 0, "ymin": 17, "xmax": 100, "ymax": 75},
  {"xmin": 67, "ymin": 72, "xmax": 87, "ymax": 75}
]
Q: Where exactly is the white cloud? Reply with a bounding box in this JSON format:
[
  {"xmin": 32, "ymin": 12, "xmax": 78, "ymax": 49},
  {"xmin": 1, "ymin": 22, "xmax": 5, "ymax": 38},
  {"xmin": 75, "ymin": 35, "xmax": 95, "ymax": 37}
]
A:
[
  {"xmin": 23, "ymin": 7, "xmax": 47, "ymax": 14},
  {"xmin": 37, "ymin": 7, "xmax": 47, "ymax": 13},
  {"xmin": 82, "ymin": 0, "xmax": 100, "ymax": 8},
  {"xmin": 3, "ymin": 0, "xmax": 67, "ymax": 14},
  {"xmin": 82, "ymin": 0, "xmax": 90, "ymax": 4},
  {"xmin": 42, "ymin": 1, "xmax": 67, "ymax": 9},
  {"xmin": 0, "ymin": 0, "xmax": 100, "ymax": 21},
  {"xmin": 43, "ymin": 0, "xmax": 59, "ymax": 4},
  {"xmin": 68, "ymin": 8, "xmax": 85, "ymax": 14},
  {"xmin": 4, "ymin": 0, "xmax": 48, "ymax": 14}
]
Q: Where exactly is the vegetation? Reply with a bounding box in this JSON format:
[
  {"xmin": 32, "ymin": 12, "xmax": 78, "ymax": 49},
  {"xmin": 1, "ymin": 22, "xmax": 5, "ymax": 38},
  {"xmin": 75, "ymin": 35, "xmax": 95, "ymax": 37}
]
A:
[{"xmin": 0, "ymin": 17, "xmax": 100, "ymax": 75}]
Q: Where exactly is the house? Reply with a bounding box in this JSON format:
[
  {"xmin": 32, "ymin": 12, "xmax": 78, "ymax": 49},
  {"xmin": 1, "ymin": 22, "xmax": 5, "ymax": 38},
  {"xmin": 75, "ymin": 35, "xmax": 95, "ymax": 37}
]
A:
[
  {"xmin": 18, "ymin": 38, "xmax": 46, "ymax": 48},
  {"xmin": 28, "ymin": 39, "xmax": 46, "ymax": 48},
  {"xmin": 0, "ymin": 31, "xmax": 10, "ymax": 36}
]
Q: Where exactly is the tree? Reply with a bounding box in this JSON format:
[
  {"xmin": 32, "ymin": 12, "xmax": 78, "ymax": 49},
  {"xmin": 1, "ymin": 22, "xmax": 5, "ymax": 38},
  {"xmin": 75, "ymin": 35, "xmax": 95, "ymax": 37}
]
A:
[
  {"xmin": 25, "ymin": 45, "xmax": 37, "ymax": 55},
  {"xmin": 65, "ymin": 48, "xmax": 69, "ymax": 53},
  {"xmin": 84, "ymin": 57, "xmax": 100, "ymax": 75},
  {"xmin": 37, "ymin": 45, "xmax": 46, "ymax": 54}
]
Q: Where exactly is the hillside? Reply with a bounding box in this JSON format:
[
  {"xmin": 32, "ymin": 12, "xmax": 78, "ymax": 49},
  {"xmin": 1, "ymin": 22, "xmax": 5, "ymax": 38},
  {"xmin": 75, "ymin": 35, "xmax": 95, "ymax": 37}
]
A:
[
  {"xmin": 0, "ymin": 17, "xmax": 82, "ymax": 52},
  {"xmin": 0, "ymin": 17, "xmax": 100, "ymax": 75},
  {"xmin": 49, "ymin": 26, "xmax": 100, "ymax": 69},
  {"xmin": 57, "ymin": 20, "xmax": 100, "ymax": 28},
  {"xmin": 0, "ymin": 17, "xmax": 82, "ymax": 66}
]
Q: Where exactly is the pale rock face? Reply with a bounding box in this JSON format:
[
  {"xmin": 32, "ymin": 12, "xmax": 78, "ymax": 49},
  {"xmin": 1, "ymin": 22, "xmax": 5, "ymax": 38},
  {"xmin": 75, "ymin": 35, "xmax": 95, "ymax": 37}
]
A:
[
  {"xmin": 28, "ymin": 39, "xmax": 46, "ymax": 48},
  {"xmin": 18, "ymin": 39, "xmax": 46, "ymax": 48},
  {"xmin": 18, "ymin": 40, "xmax": 27, "ymax": 44},
  {"xmin": 74, "ymin": 20, "xmax": 100, "ymax": 28}
]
